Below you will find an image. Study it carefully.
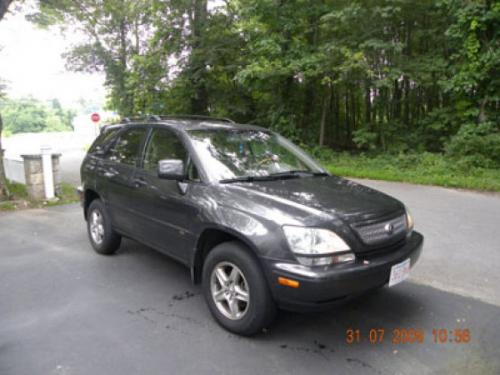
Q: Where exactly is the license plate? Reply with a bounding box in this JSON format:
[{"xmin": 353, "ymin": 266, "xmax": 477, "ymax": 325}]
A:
[{"xmin": 389, "ymin": 258, "xmax": 411, "ymax": 287}]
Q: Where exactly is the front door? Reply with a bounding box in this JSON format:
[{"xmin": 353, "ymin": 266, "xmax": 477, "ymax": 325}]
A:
[{"xmin": 129, "ymin": 127, "xmax": 199, "ymax": 263}]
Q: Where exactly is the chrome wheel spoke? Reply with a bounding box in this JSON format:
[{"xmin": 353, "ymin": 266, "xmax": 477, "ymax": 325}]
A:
[
  {"xmin": 227, "ymin": 298, "xmax": 240, "ymax": 319},
  {"xmin": 234, "ymin": 285, "xmax": 249, "ymax": 302},
  {"xmin": 213, "ymin": 289, "xmax": 226, "ymax": 302},
  {"xmin": 229, "ymin": 267, "xmax": 240, "ymax": 283},
  {"xmin": 215, "ymin": 268, "xmax": 228, "ymax": 286}
]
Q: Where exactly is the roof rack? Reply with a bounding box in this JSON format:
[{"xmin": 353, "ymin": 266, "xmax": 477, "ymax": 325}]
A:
[
  {"xmin": 121, "ymin": 115, "xmax": 160, "ymax": 123},
  {"xmin": 158, "ymin": 115, "xmax": 235, "ymax": 123},
  {"xmin": 121, "ymin": 114, "xmax": 235, "ymax": 124}
]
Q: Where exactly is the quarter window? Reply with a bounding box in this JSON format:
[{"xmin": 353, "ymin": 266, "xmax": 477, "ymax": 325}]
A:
[
  {"xmin": 107, "ymin": 127, "xmax": 147, "ymax": 166},
  {"xmin": 89, "ymin": 128, "xmax": 120, "ymax": 155}
]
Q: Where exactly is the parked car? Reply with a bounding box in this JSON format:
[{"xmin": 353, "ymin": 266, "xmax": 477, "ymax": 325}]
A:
[{"xmin": 79, "ymin": 115, "xmax": 423, "ymax": 335}]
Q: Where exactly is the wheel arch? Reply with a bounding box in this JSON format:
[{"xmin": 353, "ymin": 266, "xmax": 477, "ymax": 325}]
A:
[
  {"xmin": 83, "ymin": 189, "xmax": 101, "ymax": 220},
  {"xmin": 191, "ymin": 225, "xmax": 261, "ymax": 285}
]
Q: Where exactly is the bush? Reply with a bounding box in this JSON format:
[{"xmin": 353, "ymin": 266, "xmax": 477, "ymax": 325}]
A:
[
  {"xmin": 352, "ymin": 128, "xmax": 378, "ymax": 150},
  {"xmin": 445, "ymin": 122, "xmax": 500, "ymax": 168}
]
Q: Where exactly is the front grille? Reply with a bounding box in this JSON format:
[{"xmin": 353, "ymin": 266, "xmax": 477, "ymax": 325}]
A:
[{"xmin": 352, "ymin": 214, "xmax": 407, "ymax": 247}]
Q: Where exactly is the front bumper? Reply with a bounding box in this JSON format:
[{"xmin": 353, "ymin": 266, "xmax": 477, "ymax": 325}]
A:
[{"xmin": 263, "ymin": 231, "xmax": 423, "ymax": 312}]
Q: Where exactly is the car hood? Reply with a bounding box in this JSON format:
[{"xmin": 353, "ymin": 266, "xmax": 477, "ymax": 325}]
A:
[{"xmin": 222, "ymin": 176, "xmax": 403, "ymax": 224}]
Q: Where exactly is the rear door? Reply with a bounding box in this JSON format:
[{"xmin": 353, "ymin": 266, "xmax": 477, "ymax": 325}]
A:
[
  {"xmin": 129, "ymin": 127, "xmax": 200, "ymax": 263},
  {"xmin": 99, "ymin": 126, "xmax": 148, "ymax": 234}
]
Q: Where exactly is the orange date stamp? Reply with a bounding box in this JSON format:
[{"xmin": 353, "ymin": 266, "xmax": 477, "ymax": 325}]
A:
[{"xmin": 346, "ymin": 328, "xmax": 471, "ymax": 345}]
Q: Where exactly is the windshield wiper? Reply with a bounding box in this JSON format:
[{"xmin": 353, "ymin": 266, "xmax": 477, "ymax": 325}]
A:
[
  {"xmin": 219, "ymin": 171, "xmax": 329, "ymax": 184},
  {"xmin": 219, "ymin": 175, "xmax": 277, "ymax": 184},
  {"xmin": 268, "ymin": 170, "xmax": 329, "ymax": 178}
]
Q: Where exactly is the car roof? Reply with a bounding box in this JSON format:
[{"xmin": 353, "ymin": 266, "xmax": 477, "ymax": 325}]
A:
[{"xmin": 101, "ymin": 115, "xmax": 267, "ymax": 134}]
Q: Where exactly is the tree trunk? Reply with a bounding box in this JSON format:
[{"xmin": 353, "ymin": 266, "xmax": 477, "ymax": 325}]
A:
[
  {"xmin": 189, "ymin": 0, "xmax": 208, "ymax": 114},
  {"xmin": 478, "ymin": 97, "xmax": 488, "ymax": 123},
  {"xmin": 403, "ymin": 75, "xmax": 410, "ymax": 126},
  {"xmin": 118, "ymin": 18, "xmax": 132, "ymax": 115},
  {"xmin": 364, "ymin": 81, "xmax": 371, "ymax": 128},
  {"xmin": 0, "ymin": 113, "xmax": 10, "ymax": 200},
  {"xmin": 319, "ymin": 85, "xmax": 330, "ymax": 147},
  {"xmin": 344, "ymin": 89, "xmax": 350, "ymax": 146},
  {"xmin": 331, "ymin": 85, "xmax": 340, "ymax": 147}
]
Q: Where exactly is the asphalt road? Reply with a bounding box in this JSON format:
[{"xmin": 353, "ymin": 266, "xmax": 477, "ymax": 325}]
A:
[{"xmin": 1, "ymin": 181, "xmax": 500, "ymax": 375}]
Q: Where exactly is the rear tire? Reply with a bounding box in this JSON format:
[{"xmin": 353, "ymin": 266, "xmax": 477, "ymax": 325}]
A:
[
  {"xmin": 202, "ymin": 241, "xmax": 277, "ymax": 336},
  {"xmin": 87, "ymin": 199, "xmax": 121, "ymax": 255}
]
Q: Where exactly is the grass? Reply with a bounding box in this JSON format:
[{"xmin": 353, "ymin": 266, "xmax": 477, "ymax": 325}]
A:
[
  {"xmin": 0, "ymin": 201, "xmax": 18, "ymax": 211},
  {"xmin": 0, "ymin": 181, "xmax": 79, "ymax": 212},
  {"xmin": 6, "ymin": 180, "xmax": 29, "ymax": 199},
  {"xmin": 45, "ymin": 182, "xmax": 80, "ymax": 207},
  {"xmin": 318, "ymin": 152, "xmax": 500, "ymax": 192}
]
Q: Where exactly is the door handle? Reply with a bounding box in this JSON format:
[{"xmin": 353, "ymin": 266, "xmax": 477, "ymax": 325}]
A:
[{"xmin": 133, "ymin": 177, "xmax": 147, "ymax": 188}]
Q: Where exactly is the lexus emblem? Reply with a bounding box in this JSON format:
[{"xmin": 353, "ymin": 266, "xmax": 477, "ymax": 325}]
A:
[{"xmin": 384, "ymin": 223, "xmax": 394, "ymax": 235}]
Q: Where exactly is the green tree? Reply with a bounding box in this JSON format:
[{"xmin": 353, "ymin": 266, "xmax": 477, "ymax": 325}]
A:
[
  {"xmin": 0, "ymin": 97, "xmax": 75, "ymax": 134},
  {"xmin": 31, "ymin": 0, "xmax": 499, "ymax": 167}
]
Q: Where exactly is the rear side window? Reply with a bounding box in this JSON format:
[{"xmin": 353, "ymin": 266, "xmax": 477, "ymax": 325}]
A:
[
  {"xmin": 107, "ymin": 127, "xmax": 147, "ymax": 166},
  {"xmin": 88, "ymin": 128, "xmax": 120, "ymax": 155},
  {"xmin": 143, "ymin": 128, "xmax": 188, "ymax": 172}
]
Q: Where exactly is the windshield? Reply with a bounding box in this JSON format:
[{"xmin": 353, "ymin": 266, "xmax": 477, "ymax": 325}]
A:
[{"xmin": 187, "ymin": 129, "xmax": 326, "ymax": 182}]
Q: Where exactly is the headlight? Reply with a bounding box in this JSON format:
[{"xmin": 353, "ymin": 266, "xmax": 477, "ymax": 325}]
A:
[
  {"xmin": 282, "ymin": 226, "xmax": 350, "ymax": 255},
  {"xmin": 405, "ymin": 207, "xmax": 414, "ymax": 232}
]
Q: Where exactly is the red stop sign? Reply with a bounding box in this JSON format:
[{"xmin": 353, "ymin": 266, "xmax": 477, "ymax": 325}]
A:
[{"xmin": 91, "ymin": 113, "xmax": 100, "ymax": 123}]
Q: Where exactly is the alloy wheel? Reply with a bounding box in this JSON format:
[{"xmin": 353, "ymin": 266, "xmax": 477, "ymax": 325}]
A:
[{"xmin": 210, "ymin": 261, "xmax": 250, "ymax": 320}]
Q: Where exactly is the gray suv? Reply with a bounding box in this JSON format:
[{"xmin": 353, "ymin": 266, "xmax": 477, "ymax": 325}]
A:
[{"xmin": 79, "ymin": 115, "xmax": 423, "ymax": 335}]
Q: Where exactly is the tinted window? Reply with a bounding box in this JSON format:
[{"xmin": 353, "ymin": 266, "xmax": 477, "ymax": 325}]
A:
[
  {"xmin": 143, "ymin": 128, "xmax": 187, "ymax": 172},
  {"xmin": 107, "ymin": 127, "xmax": 147, "ymax": 166},
  {"xmin": 88, "ymin": 128, "xmax": 120, "ymax": 155}
]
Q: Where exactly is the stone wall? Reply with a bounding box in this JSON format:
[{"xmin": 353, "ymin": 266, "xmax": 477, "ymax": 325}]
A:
[{"xmin": 21, "ymin": 154, "xmax": 62, "ymax": 200}]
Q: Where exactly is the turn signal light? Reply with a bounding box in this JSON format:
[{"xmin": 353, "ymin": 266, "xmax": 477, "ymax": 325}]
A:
[{"xmin": 278, "ymin": 277, "xmax": 300, "ymax": 288}]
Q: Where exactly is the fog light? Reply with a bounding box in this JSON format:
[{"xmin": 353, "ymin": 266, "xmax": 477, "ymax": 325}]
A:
[
  {"xmin": 332, "ymin": 252, "xmax": 356, "ymax": 263},
  {"xmin": 296, "ymin": 252, "xmax": 355, "ymax": 266},
  {"xmin": 297, "ymin": 256, "xmax": 333, "ymax": 266}
]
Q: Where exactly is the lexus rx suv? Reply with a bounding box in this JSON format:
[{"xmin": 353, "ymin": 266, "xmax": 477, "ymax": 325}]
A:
[{"xmin": 79, "ymin": 115, "xmax": 423, "ymax": 335}]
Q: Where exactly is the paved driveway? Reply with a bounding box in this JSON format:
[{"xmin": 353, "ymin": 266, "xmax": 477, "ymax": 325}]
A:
[{"xmin": 1, "ymin": 180, "xmax": 499, "ymax": 375}]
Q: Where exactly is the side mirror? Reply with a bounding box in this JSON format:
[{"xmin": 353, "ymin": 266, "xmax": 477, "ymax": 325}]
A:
[{"xmin": 158, "ymin": 159, "xmax": 186, "ymax": 180}]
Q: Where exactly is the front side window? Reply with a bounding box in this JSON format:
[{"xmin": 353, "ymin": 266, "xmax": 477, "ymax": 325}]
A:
[
  {"xmin": 143, "ymin": 128, "xmax": 188, "ymax": 173},
  {"xmin": 187, "ymin": 129, "xmax": 325, "ymax": 181},
  {"xmin": 107, "ymin": 127, "xmax": 147, "ymax": 166}
]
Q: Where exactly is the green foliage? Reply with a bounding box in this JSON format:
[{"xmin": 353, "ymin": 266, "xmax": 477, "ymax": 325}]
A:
[
  {"xmin": 445, "ymin": 122, "xmax": 500, "ymax": 168},
  {"xmin": 0, "ymin": 97, "xmax": 75, "ymax": 134},
  {"xmin": 352, "ymin": 128, "xmax": 378, "ymax": 151},
  {"xmin": 5, "ymin": 180, "xmax": 28, "ymax": 199},
  {"xmin": 321, "ymin": 151, "xmax": 500, "ymax": 192},
  {"xmin": 32, "ymin": 0, "xmax": 499, "ymax": 170}
]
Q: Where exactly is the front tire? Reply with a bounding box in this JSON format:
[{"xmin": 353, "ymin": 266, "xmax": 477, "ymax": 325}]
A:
[
  {"xmin": 87, "ymin": 199, "xmax": 121, "ymax": 255},
  {"xmin": 202, "ymin": 241, "xmax": 277, "ymax": 336}
]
